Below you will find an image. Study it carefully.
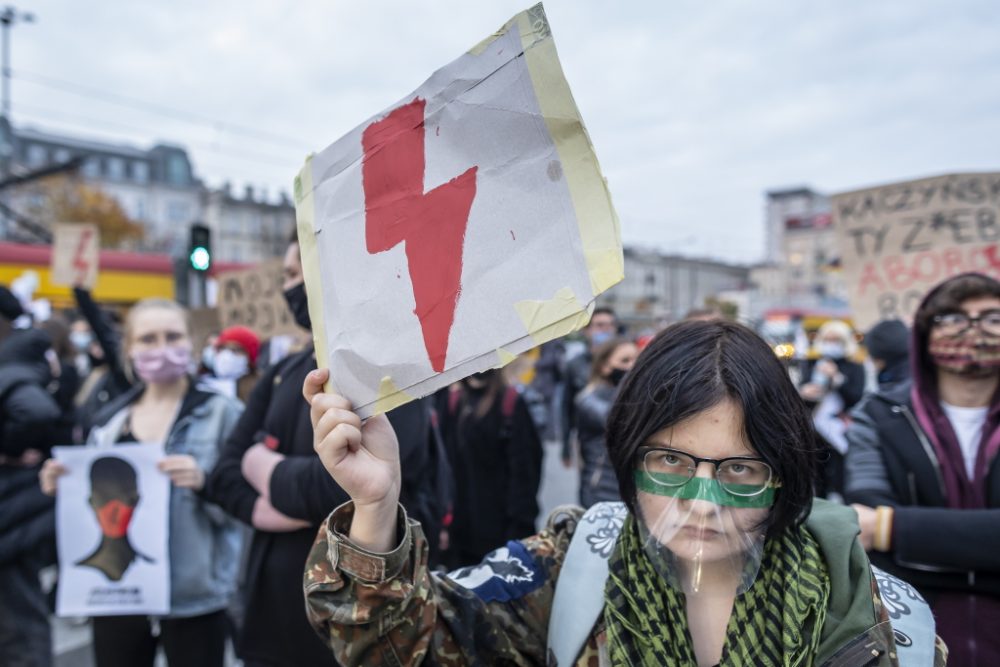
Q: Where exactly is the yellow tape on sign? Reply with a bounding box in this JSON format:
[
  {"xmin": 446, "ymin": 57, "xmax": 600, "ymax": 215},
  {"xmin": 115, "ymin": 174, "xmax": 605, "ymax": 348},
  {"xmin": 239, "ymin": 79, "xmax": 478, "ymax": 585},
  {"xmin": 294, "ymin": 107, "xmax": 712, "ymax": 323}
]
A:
[
  {"xmin": 294, "ymin": 154, "xmax": 333, "ymax": 393},
  {"xmin": 374, "ymin": 376, "xmax": 413, "ymax": 415},
  {"xmin": 516, "ymin": 4, "xmax": 624, "ymax": 297},
  {"xmin": 496, "ymin": 347, "xmax": 518, "ymax": 367},
  {"xmin": 514, "ymin": 286, "xmax": 594, "ymax": 345}
]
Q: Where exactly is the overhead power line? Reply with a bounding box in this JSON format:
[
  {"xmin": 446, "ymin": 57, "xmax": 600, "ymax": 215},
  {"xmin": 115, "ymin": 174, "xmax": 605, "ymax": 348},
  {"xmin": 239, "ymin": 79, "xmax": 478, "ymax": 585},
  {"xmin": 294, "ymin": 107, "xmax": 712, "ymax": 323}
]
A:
[
  {"xmin": 12, "ymin": 68, "xmax": 311, "ymax": 150},
  {"xmin": 16, "ymin": 103, "xmax": 301, "ymax": 167}
]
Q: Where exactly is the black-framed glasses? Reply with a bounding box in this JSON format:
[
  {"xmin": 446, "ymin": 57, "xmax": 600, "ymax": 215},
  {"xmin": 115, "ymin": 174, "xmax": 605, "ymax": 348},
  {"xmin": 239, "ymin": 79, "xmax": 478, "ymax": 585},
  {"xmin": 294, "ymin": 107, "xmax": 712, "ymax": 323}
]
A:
[
  {"xmin": 932, "ymin": 309, "xmax": 1000, "ymax": 337},
  {"xmin": 638, "ymin": 446, "xmax": 774, "ymax": 497}
]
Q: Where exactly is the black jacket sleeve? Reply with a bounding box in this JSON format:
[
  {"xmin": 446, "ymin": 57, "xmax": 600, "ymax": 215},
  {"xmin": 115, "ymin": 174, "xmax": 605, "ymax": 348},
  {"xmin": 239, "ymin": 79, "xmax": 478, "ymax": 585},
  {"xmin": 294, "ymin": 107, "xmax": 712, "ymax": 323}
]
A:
[
  {"xmin": 268, "ymin": 455, "xmax": 350, "ymax": 525},
  {"xmin": 202, "ymin": 369, "xmax": 274, "ymax": 524},
  {"xmin": 836, "ymin": 361, "xmax": 867, "ymax": 412},
  {"xmin": 73, "ymin": 287, "xmax": 129, "ymax": 391},
  {"xmin": 267, "ymin": 399, "xmax": 430, "ymax": 525}
]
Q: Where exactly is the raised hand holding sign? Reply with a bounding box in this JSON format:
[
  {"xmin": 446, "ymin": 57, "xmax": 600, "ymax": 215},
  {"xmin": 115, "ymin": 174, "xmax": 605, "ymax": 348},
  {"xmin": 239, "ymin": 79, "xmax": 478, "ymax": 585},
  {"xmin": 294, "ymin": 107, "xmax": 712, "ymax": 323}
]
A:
[{"xmin": 295, "ymin": 4, "xmax": 623, "ymax": 417}]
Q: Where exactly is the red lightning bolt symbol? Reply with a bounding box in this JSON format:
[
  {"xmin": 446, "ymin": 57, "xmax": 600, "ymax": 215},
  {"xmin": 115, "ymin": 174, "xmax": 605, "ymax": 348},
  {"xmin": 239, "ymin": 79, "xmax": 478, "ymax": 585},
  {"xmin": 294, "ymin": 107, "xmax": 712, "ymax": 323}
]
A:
[
  {"xmin": 362, "ymin": 98, "xmax": 478, "ymax": 373},
  {"xmin": 73, "ymin": 227, "xmax": 94, "ymax": 285}
]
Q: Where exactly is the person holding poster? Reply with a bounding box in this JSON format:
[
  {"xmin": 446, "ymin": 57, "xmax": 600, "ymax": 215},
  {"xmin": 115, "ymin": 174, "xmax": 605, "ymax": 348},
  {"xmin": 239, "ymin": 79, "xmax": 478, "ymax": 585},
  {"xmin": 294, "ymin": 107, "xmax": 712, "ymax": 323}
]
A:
[
  {"xmin": 40, "ymin": 298, "xmax": 243, "ymax": 667},
  {"xmin": 303, "ymin": 321, "xmax": 944, "ymax": 667},
  {"xmin": 846, "ymin": 272, "xmax": 1000, "ymax": 665}
]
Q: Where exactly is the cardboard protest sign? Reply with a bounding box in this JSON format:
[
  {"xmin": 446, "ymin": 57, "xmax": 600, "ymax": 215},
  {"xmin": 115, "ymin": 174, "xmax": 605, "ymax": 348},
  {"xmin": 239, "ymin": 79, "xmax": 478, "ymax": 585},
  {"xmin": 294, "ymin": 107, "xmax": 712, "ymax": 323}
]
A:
[
  {"xmin": 51, "ymin": 222, "xmax": 99, "ymax": 289},
  {"xmin": 188, "ymin": 306, "xmax": 222, "ymax": 354},
  {"xmin": 54, "ymin": 443, "xmax": 169, "ymax": 617},
  {"xmin": 832, "ymin": 172, "xmax": 1000, "ymax": 330},
  {"xmin": 295, "ymin": 4, "xmax": 623, "ymax": 417},
  {"xmin": 215, "ymin": 259, "xmax": 303, "ymax": 340}
]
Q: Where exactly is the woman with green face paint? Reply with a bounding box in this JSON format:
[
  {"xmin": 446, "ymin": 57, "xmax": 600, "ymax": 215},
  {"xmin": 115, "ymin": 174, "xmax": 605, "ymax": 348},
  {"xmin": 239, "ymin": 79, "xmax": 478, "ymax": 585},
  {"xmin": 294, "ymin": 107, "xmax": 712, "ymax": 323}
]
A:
[{"xmin": 302, "ymin": 320, "xmax": 946, "ymax": 667}]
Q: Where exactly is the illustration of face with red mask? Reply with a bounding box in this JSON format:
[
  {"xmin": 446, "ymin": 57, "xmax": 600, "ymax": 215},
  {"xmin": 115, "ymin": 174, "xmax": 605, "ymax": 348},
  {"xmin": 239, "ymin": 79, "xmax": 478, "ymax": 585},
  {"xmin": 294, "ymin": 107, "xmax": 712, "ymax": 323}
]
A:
[{"xmin": 76, "ymin": 456, "xmax": 152, "ymax": 582}]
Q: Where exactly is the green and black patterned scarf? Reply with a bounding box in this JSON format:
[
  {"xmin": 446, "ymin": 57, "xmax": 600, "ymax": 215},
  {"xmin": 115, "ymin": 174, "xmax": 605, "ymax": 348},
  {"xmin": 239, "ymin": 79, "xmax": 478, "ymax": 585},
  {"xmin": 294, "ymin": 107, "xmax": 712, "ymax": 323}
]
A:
[{"xmin": 603, "ymin": 514, "xmax": 830, "ymax": 667}]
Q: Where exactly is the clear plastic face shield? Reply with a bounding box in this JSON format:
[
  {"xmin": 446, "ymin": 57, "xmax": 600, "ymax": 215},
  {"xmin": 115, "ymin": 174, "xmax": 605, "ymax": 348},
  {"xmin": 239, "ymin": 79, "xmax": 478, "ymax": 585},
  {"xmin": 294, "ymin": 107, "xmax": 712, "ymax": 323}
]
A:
[{"xmin": 634, "ymin": 446, "xmax": 778, "ymax": 596}]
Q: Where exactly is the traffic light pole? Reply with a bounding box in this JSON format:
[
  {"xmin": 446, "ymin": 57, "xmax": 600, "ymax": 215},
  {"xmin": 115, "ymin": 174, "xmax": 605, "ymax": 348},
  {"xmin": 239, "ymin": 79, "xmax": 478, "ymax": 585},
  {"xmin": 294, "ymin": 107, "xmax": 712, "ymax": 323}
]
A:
[{"xmin": 188, "ymin": 269, "xmax": 206, "ymax": 308}]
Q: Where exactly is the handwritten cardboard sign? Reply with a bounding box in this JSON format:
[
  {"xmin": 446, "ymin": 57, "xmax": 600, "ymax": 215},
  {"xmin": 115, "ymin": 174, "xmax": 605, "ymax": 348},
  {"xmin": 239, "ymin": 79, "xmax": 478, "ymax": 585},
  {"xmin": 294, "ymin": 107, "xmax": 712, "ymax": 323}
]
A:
[
  {"xmin": 832, "ymin": 172, "xmax": 1000, "ymax": 330},
  {"xmin": 215, "ymin": 259, "xmax": 303, "ymax": 340},
  {"xmin": 51, "ymin": 222, "xmax": 99, "ymax": 289},
  {"xmin": 295, "ymin": 4, "xmax": 623, "ymax": 417}
]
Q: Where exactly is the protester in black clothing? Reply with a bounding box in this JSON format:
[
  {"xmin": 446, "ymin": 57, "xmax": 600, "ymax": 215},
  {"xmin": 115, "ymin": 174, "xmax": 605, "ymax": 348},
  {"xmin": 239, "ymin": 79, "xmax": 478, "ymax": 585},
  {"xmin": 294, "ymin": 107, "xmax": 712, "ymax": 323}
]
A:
[
  {"xmin": 72, "ymin": 286, "xmax": 131, "ymax": 440},
  {"xmin": 560, "ymin": 307, "xmax": 618, "ymax": 465},
  {"xmin": 865, "ymin": 319, "xmax": 911, "ymax": 391},
  {"xmin": 0, "ymin": 328, "xmax": 61, "ymax": 667},
  {"xmin": 38, "ymin": 316, "xmax": 80, "ymax": 445},
  {"xmin": 575, "ymin": 337, "xmax": 637, "ymax": 507},
  {"xmin": 798, "ymin": 319, "xmax": 866, "ymax": 411},
  {"xmin": 798, "ymin": 319, "xmax": 866, "ymax": 500},
  {"xmin": 436, "ymin": 369, "xmax": 543, "ymax": 568},
  {"xmin": 203, "ymin": 239, "xmax": 442, "ymax": 667}
]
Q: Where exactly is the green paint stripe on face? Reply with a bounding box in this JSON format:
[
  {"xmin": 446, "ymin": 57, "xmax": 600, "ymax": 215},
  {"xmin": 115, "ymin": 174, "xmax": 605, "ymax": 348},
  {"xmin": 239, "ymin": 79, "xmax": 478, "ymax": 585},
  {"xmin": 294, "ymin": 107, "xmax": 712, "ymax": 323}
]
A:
[{"xmin": 634, "ymin": 470, "xmax": 777, "ymax": 509}]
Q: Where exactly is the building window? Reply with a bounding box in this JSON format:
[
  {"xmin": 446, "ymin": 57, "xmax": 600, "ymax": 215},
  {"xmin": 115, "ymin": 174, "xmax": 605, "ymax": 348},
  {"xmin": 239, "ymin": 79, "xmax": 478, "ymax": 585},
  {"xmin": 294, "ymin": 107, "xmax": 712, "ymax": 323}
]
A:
[
  {"xmin": 166, "ymin": 201, "xmax": 190, "ymax": 223},
  {"xmin": 106, "ymin": 157, "xmax": 126, "ymax": 181},
  {"xmin": 132, "ymin": 161, "xmax": 150, "ymax": 184},
  {"xmin": 53, "ymin": 148, "xmax": 71, "ymax": 164},
  {"xmin": 166, "ymin": 155, "xmax": 188, "ymax": 185},
  {"xmin": 26, "ymin": 144, "xmax": 47, "ymax": 167},
  {"xmin": 81, "ymin": 157, "xmax": 100, "ymax": 179}
]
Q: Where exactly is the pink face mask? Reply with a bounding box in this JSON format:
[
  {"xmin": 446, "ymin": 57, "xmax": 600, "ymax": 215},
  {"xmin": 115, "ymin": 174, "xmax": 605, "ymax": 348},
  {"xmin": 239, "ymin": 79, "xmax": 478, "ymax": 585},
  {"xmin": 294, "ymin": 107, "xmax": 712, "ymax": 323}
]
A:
[{"xmin": 132, "ymin": 345, "xmax": 191, "ymax": 384}]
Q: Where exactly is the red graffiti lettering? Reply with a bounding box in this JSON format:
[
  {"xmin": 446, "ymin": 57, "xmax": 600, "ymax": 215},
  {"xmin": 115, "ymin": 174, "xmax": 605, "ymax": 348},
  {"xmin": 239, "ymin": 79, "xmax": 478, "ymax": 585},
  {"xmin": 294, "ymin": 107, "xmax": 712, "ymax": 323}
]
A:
[{"xmin": 857, "ymin": 261, "xmax": 886, "ymax": 296}]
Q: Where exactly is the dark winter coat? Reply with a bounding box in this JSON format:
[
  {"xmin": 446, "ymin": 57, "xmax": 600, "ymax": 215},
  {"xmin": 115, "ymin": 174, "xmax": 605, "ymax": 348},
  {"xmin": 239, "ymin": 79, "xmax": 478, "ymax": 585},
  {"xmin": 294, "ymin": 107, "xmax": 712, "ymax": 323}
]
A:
[
  {"xmin": 0, "ymin": 329, "xmax": 61, "ymax": 458},
  {"xmin": 0, "ymin": 329, "xmax": 61, "ymax": 567},
  {"xmin": 72, "ymin": 287, "xmax": 131, "ymax": 437},
  {"xmin": 802, "ymin": 356, "xmax": 867, "ymax": 413},
  {"xmin": 575, "ymin": 382, "xmax": 619, "ymax": 507},
  {"xmin": 203, "ymin": 348, "xmax": 438, "ymax": 666},
  {"xmin": 436, "ymin": 385, "xmax": 542, "ymax": 567}
]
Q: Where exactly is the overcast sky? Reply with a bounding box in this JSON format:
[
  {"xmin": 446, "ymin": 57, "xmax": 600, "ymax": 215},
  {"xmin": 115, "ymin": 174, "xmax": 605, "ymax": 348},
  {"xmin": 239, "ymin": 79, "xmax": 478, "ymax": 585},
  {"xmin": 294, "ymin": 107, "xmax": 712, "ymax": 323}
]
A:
[{"xmin": 10, "ymin": 0, "xmax": 1000, "ymax": 263}]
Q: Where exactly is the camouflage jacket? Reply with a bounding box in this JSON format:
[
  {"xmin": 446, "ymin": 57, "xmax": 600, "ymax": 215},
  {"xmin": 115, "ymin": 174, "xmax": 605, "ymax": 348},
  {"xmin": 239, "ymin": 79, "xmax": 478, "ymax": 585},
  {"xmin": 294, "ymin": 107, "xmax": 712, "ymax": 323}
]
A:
[{"xmin": 303, "ymin": 502, "xmax": 947, "ymax": 666}]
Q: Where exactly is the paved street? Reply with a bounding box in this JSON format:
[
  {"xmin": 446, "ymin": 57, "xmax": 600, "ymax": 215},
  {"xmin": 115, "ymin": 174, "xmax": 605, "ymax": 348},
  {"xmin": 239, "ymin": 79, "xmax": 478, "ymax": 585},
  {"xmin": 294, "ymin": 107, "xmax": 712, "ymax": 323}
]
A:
[{"xmin": 537, "ymin": 439, "xmax": 581, "ymax": 528}]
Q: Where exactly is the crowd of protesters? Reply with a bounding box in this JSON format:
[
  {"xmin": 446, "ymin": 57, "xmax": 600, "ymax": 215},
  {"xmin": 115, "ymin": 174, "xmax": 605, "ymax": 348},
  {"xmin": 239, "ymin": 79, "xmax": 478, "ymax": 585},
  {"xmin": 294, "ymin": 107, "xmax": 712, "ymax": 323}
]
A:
[{"xmin": 2, "ymin": 267, "xmax": 1000, "ymax": 665}]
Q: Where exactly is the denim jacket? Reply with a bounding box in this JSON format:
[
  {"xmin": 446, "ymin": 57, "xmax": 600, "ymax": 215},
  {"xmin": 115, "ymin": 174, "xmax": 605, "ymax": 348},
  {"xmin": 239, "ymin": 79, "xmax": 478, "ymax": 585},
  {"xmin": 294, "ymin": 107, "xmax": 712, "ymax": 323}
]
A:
[{"xmin": 87, "ymin": 383, "xmax": 244, "ymax": 618}]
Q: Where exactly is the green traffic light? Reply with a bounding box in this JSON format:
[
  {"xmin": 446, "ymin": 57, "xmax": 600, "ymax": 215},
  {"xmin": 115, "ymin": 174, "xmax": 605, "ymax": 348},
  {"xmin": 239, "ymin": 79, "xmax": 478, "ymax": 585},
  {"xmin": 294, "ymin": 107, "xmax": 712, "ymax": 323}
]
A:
[{"xmin": 190, "ymin": 246, "xmax": 211, "ymax": 271}]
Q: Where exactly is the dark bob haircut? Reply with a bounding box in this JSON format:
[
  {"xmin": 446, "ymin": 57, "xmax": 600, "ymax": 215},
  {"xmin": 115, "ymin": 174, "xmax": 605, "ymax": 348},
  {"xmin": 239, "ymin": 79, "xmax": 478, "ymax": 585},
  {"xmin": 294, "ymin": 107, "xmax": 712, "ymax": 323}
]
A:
[{"xmin": 606, "ymin": 320, "xmax": 820, "ymax": 536}]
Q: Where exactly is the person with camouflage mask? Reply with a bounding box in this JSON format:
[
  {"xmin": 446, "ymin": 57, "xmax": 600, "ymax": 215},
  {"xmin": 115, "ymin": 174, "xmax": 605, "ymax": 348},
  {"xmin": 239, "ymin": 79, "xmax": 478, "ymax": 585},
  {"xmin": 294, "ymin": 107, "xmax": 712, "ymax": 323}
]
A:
[{"xmin": 302, "ymin": 321, "xmax": 946, "ymax": 666}]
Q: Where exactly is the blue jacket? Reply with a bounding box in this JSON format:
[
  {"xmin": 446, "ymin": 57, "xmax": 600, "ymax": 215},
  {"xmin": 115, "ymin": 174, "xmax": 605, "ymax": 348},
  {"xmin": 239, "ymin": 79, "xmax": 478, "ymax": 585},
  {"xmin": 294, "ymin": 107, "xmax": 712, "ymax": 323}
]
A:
[{"xmin": 87, "ymin": 382, "xmax": 243, "ymax": 618}]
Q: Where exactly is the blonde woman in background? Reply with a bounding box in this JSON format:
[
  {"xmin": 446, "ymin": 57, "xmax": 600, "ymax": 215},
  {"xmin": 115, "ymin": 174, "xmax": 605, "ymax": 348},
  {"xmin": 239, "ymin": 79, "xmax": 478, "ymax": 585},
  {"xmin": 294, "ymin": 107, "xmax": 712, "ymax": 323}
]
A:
[{"xmin": 40, "ymin": 298, "xmax": 243, "ymax": 667}]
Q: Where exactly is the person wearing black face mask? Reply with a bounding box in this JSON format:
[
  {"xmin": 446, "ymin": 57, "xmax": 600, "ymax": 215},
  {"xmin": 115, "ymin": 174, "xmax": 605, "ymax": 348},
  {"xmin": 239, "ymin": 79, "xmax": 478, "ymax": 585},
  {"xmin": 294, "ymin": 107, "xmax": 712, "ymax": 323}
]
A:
[
  {"xmin": 203, "ymin": 238, "xmax": 443, "ymax": 667},
  {"xmin": 435, "ymin": 368, "xmax": 543, "ymax": 569},
  {"xmin": 575, "ymin": 337, "xmax": 637, "ymax": 507},
  {"xmin": 282, "ymin": 281, "xmax": 311, "ymax": 331}
]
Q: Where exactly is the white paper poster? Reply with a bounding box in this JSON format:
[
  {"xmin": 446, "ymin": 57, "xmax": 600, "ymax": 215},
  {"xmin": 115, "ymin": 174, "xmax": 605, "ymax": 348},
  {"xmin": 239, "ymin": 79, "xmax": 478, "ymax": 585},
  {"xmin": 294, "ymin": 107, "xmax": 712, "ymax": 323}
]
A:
[
  {"xmin": 295, "ymin": 4, "xmax": 623, "ymax": 417},
  {"xmin": 54, "ymin": 443, "xmax": 170, "ymax": 617}
]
